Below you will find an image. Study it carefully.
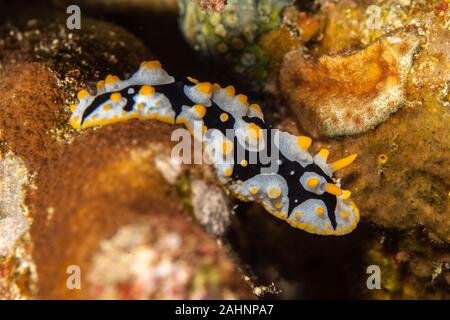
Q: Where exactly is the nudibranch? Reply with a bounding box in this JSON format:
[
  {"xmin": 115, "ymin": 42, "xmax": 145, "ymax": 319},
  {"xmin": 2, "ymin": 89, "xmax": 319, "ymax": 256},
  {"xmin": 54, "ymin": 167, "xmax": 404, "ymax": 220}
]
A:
[{"xmin": 69, "ymin": 61, "xmax": 360, "ymax": 235}]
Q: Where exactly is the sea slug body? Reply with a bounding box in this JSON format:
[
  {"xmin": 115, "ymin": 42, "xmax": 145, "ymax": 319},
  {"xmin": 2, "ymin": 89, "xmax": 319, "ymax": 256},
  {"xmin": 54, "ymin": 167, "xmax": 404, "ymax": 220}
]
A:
[{"xmin": 69, "ymin": 61, "xmax": 360, "ymax": 236}]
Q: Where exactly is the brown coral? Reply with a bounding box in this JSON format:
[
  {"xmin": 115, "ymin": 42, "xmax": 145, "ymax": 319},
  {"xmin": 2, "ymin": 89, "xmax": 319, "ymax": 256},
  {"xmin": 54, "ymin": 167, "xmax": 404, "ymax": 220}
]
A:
[
  {"xmin": 0, "ymin": 61, "xmax": 254, "ymax": 299},
  {"xmin": 280, "ymin": 28, "xmax": 421, "ymax": 137},
  {"xmin": 0, "ymin": 10, "xmax": 253, "ymax": 298}
]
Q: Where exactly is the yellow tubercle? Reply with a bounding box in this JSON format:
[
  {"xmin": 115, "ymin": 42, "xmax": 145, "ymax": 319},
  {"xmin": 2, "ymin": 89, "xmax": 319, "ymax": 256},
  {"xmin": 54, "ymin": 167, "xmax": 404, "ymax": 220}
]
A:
[
  {"xmin": 105, "ymin": 74, "xmax": 120, "ymax": 85},
  {"xmin": 297, "ymin": 136, "xmax": 312, "ymax": 150},
  {"xmin": 325, "ymin": 183, "xmax": 343, "ymax": 196},
  {"xmin": 248, "ymin": 123, "xmax": 262, "ymax": 140},
  {"xmin": 318, "ymin": 148, "xmax": 329, "ymax": 161},
  {"xmin": 267, "ymin": 187, "xmax": 281, "ymax": 199},
  {"xmin": 140, "ymin": 60, "xmax": 161, "ymax": 69},
  {"xmin": 193, "ymin": 104, "xmax": 207, "ymax": 118},
  {"xmin": 341, "ymin": 190, "xmax": 351, "ymax": 199},
  {"xmin": 249, "ymin": 103, "xmax": 262, "ymax": 114},
  {"xmin": 250, "ymin": 187, "xmax": 259, "ymax": 195},
  {"xmin": 237, "ymin": 94, "xmax": 248, "ymax": 105},
  {"xmin": 96, "ymin": 80, "xmax": 105, "ymax": 90},
  {"xmin": 110, "ymin": 92, "xmax": 122, "ymax": 103},
  {"xmin": 330, "ymin": 153, "xmax": 358, "ymax": 172},
  {"xmin": 224, "ymin": 85, "xmax": 235, "ymax": 97},
  {"xmin": 341, "ymin": 211, "xmax": 350, "ymax": 220},
  {"xmin": 139, "ymin": 85, "xmax": 155, "ymax": 96},
  {"xmin": 222, "ymin": 140, "xmax": 234, "ymax": 155},
  {"xmin": 260, "ymin": 201, "xmax": 288, "ymax": 221},
  {"xmin": 224, "ymin": 167, "xmax": 233, "ymax": 177},
  {"xmin": 306, "ymin": 177, "xmax": 319, "ymax": 188},
  {"xmin": 316, "ymin": 207, "xmax": 325, "ymax": 217},
  {"xmin": 69, "ymin": 116, "xmax": 80, "ymax": 129},
  {"xmin": 196, "ymin": 82, "xmax": 213, "ymax": 95},
  {"xmin": 220, "ymin": 113, "xmax": 229, "ymax": 122},
  {"xmin": 77, "ymin": 89, "xmax": 89, "ymax": 100}
]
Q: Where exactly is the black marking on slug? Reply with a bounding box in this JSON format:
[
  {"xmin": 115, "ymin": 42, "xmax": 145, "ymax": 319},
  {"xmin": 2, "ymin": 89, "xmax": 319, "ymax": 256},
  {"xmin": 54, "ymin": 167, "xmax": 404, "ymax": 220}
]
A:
[{"xmin": 154, "ymin": 77, "xmax": 193, "ymax": 116}]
